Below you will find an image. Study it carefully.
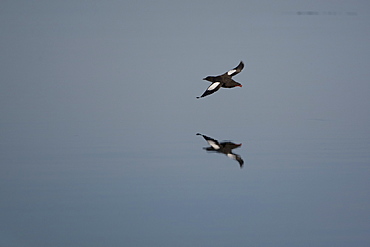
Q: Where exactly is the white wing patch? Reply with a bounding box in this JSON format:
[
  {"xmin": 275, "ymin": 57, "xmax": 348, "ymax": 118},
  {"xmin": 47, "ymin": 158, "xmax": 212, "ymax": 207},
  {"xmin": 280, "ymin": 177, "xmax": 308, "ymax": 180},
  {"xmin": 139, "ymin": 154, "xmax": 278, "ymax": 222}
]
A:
[
  {"xmin": 207, "ymin": 82, "xmax": 220, "ymax": 91},
  {"xmin": 207, "ymin": 140, "xmax": 220, "ymax": 150},
  {"xmin": 227, "ymin": 153, "xmax": 236, "ymax": 160},
  {"xmin": 227, "ymin": 69, "xmax": 236, "ymax": 75}
]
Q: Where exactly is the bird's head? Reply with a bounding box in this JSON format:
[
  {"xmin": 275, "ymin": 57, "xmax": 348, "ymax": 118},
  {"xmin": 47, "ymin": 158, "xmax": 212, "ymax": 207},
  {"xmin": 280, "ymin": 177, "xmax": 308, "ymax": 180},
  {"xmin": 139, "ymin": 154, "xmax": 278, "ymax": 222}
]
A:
[{"xmin": 203, "ymin": 76, "xmax": 213, "ymax": 82}]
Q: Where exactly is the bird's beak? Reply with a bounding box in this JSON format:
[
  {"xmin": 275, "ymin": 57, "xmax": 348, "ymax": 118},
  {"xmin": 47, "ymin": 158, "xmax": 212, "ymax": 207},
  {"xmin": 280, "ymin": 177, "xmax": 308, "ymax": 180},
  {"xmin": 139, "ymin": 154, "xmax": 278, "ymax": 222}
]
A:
[
  {"xmin": 239, "ymin": 85, "xmax": 242, "ymax": 87},
  {"xmin": 203, "ymin": 78, "xmax": 207, "ymax": 80}
]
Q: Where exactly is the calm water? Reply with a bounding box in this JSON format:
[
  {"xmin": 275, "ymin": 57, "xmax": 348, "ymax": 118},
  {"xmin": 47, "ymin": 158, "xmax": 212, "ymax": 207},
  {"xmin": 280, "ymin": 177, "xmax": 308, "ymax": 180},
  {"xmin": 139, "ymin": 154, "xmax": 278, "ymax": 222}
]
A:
[
  {"xmin": 1, "ymin": 1, "xmax": 370, "ymax": 246},
  {"xmin": 1, "ymin": 122, "xmax": 369, "ymax": 246}
]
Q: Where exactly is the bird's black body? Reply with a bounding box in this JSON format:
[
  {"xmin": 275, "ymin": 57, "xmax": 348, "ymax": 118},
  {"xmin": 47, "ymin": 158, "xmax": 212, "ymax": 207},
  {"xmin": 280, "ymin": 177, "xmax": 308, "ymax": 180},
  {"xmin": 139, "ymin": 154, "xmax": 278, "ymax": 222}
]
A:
[{"xmin": 197, "ymin": 61, "xmax": 244, "ymax": 98}]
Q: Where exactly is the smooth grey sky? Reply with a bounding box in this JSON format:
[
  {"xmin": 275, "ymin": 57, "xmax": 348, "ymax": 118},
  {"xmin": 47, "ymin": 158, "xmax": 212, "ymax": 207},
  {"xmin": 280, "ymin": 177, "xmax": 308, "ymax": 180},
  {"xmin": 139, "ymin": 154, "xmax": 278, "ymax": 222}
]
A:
[{"xmin": 1, "ymin": 1, "xmax": 370, "ymax": 246}]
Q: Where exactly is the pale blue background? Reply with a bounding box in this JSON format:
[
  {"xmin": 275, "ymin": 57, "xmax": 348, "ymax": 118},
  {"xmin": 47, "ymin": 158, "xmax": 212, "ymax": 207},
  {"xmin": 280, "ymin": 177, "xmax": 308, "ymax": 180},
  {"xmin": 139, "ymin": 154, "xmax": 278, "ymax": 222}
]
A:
[{"xmin": 1, "ymin": 1, "xmax": 370, "ymax": 246}]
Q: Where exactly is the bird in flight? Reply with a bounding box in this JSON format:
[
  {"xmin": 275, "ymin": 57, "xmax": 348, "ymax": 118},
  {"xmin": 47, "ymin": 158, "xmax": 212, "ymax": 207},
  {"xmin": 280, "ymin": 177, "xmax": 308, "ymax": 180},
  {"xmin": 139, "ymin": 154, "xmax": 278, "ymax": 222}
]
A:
[
  {"xmin": 196, "ymin": 133, "xmax": 244, "ymax": 168},
  {"xmin": 197, "ymin": 61, "xmax": 244, "ymax": 99}
]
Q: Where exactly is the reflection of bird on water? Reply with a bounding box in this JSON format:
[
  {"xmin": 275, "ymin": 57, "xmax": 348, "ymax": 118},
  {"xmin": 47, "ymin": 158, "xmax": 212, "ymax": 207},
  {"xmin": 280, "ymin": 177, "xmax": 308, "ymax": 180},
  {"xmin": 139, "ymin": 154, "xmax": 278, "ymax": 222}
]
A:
[
  {"xmin": 196, "ymin": 133, "xmax": 244, "ymax": 168},
  {"xmin": 197, "ymin": 61, "xmax": 244, "ymax": 99}
]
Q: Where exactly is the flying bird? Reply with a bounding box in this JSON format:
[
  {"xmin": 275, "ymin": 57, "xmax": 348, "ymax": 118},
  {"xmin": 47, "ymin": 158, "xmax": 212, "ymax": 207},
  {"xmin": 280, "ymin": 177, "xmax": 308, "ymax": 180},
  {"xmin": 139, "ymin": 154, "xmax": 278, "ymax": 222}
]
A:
[
  {"xmin": 197, "ymin": 61, "xmax": 244, "ymax": 99},
  {"xmin": 196, "ymin": 133, "xmax": 244, "ymax": 168}
]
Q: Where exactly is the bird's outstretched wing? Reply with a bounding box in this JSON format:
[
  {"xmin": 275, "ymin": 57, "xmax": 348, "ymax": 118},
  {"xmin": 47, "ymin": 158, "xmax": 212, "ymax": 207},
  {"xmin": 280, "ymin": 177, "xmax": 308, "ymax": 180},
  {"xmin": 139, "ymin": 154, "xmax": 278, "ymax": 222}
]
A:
[
  {"xmin": 226, "ymin": 61, "xmax": 244, "ymax": 77},
  {"xmin": 196, "ymin": 81, "xmax": 222, "ymax": 98},
  {"xmin": 196, "ymin": 133, "xmax": 221, "ymax": 150},
  {"xmin": 227, "ymin": 153, "xmax": 244, "ymax": 168}
]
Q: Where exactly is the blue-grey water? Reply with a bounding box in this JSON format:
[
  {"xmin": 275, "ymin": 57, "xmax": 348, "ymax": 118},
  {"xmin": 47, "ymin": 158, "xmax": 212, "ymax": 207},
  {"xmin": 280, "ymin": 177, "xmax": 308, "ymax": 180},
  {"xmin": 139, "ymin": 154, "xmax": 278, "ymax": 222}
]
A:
[{"xmin": 1, "ymin": 1, "xmax": 370, "ymax": 246}]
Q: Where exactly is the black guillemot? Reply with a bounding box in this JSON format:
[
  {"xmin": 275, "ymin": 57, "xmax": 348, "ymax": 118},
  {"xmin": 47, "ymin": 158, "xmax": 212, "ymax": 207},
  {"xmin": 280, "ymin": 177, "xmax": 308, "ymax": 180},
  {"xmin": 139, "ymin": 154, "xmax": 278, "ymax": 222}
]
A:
[{"xmin": 197, "ymin": 61, "xmax": 244, "ymax": 99}]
